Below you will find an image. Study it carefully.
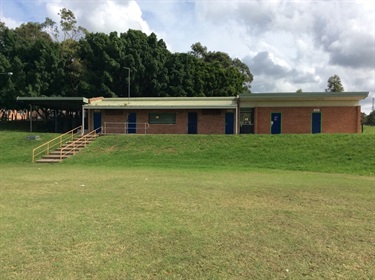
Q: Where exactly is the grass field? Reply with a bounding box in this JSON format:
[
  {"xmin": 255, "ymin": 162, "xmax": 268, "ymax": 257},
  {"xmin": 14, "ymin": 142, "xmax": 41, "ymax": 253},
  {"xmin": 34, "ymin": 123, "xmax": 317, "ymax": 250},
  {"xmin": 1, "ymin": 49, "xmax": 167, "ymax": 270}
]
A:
[{"xmin": 0, "ymin": 129, "xmax": 374, "ymax": 279}]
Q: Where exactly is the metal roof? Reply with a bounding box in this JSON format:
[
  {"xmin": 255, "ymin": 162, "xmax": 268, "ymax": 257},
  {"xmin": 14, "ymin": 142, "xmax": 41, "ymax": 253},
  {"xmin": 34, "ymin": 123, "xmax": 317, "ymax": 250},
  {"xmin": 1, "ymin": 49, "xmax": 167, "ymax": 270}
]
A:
[
  {"xmin": 17, "ymin": 97, "xmax": 89, "ymax": 110},
  {"xmin": 240, "ymin": 92, "xmax": 369, "ymax": 101},
  {"xmin": 84, "ymin": 96, "xmax": 238, "ymax": 109},
  {"xmin": 17, "ymin": 92, "xmax": 368, "ymax": 111}
]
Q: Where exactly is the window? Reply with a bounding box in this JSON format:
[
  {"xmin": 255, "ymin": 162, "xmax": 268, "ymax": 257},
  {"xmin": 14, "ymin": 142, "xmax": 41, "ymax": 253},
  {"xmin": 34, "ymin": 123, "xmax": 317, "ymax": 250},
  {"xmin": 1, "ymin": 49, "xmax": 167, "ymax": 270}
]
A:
[
  {"xmin": 240, "ymin": 108, "xmax": 254, "ymax": 125},
  {"xmin": 148, "ymin": 112, "xmax": 176, "ymax": 124}
]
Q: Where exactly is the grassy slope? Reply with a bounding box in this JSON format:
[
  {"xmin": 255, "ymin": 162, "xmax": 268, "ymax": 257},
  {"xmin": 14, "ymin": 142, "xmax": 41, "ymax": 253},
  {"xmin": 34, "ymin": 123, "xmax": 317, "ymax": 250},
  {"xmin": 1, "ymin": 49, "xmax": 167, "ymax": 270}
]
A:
[
  {"xmin": 0, "ymin": 129, "xmax": 374, "ymax": 175},
  {"xmin": 0, "ymin": 131, "xmax": 59, "ymax": 164},
  {"xmin": 67, "ymin": 133, "xmax": 375, "ymax": 176}
]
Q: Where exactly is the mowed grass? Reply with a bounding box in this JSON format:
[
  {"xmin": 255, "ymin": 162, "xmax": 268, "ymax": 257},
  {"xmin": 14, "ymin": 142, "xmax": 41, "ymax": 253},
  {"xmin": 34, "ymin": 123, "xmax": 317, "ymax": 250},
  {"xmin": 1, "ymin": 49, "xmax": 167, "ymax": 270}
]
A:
[
  {"xmin": 69, "ymin": 133, "xmax": 375, "ymax": 176},
  {"xmin": 1, "ymin": 165, "xmax": 374, "ymax": 279},
  {"xmin": 0, "ymin": 130, "xmax": 374, "ymax": 279},
  {"xmin": 1, "ymin": 129, "xmax": 374, "ymax": 176},
  {"xmin": 363, "ymin": 125, "xmax": 375, "ymax": 134}
]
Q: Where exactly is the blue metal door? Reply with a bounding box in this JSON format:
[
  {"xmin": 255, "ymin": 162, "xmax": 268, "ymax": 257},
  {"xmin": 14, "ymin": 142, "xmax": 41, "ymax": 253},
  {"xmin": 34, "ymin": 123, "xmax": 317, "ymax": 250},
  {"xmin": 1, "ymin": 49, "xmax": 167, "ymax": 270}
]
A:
[
  {"xmin": 271, "ymin": 113, "xmax": 281, "ymax": 134},
  {"xmin": 127, "ymin": 112, "xmax": 136, "ymax": 134},
  {"xmin": 188, "ymin": 112, "xmax": 198, "ymax": 134},
  {"xmin": 312, "ymin": 112, "xmax": 322, "ymax": 134},
  {"xmin": 225, "ymin": 112, "xmax": 234, "ymax": 134},
  {"xmin": 93, "ymin": 111, "xmax": 101, "ymax": 133}
]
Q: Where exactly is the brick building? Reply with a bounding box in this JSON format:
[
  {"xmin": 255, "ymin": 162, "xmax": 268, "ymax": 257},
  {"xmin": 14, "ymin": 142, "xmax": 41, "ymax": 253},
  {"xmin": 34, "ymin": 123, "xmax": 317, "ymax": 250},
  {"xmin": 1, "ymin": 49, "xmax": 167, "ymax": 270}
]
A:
[
  {"xmin": 84, "ymin": 92, "xmax": 368, "ymax": 134},
  {"xmin": 239, "ymin": 93, "xmax": 366, "ymax": 134},
  {"xmin": 85, "ymin": 97, "xmax": 238, "ymax": 135}
]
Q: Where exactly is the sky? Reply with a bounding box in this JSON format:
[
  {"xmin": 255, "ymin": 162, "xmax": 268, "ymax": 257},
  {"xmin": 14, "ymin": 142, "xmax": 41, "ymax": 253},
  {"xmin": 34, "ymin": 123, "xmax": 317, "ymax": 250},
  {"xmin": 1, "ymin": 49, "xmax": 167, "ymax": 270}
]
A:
[{"xmin": 1, "ymin": 0, "xmax": 374, "ymax": 113}]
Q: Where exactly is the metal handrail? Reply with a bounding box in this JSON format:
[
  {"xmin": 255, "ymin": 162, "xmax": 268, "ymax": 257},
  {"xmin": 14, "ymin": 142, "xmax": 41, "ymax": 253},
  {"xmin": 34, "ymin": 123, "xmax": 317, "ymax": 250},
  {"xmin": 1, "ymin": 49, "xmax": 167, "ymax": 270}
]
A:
[
  {"xmin": 32, "ymin": 126, "xmax": 82, "ymax": 162},
  {"xmin": 59, "ymin": 127, "xmax": 102, "ymax": 160},
  {"xmin": 103, "ymin": 122, "xmax": 149, "ymax": 134}
]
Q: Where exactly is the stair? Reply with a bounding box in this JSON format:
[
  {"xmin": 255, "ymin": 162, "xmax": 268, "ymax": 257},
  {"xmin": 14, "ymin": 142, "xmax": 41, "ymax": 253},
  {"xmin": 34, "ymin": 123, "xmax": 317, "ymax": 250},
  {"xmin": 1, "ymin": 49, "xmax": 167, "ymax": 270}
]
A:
[{"xmin": 36, "ymin": 134, "xmax": 98, "ymax": 163}]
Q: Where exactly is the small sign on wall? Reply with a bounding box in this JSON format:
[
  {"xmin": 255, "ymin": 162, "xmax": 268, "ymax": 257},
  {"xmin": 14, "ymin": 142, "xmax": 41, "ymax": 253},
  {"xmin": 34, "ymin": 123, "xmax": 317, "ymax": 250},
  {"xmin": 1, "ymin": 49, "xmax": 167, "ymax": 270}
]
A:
[{"xmin": 313, "ymin": 108, "xmax": 320, "ymax": 112}]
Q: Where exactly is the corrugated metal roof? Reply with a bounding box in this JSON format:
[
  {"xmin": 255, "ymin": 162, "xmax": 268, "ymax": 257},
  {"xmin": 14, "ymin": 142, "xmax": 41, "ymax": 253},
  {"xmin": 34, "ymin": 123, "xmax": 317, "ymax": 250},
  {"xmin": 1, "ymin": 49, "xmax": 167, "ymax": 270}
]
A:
[
  {"xmin": 17, "ymin": 97, "xmax": 89, "ymax": 110},
  {"xmin": 17, "ymin": 93, "xmax": 369, "ymax": 110},
  {"xmin": 240, "ymin": 92, "xmax": 369, "ymax": 101},
  {"xmin": 84, "ymin": 97, "xmax": 238, "ymax": 109}
]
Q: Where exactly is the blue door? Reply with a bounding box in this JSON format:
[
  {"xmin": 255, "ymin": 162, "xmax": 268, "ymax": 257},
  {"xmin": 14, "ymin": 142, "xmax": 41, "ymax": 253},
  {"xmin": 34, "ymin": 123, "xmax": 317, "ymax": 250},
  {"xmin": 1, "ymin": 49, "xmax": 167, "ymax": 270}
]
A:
[
  {"xmin": 312, "ymin": 112, "xmax": 322, "ymax": 134},
  {"xmin": 225, "ymin": 112, "xmax": 234, "ymax": 134},
  {"xmin": 128, "ymin": 112, "xmax": 136, "ymax": 134},
  {"xmin": 93, "ymin": 112, "xmax": 101, "ymax": 133},
  {"xmin": 188, "ymin": 112, "xmax": 198, "ymax": 134},
  {"xmin": 271, "ymin": 113, "xmax": 281, "ymax": 134}
]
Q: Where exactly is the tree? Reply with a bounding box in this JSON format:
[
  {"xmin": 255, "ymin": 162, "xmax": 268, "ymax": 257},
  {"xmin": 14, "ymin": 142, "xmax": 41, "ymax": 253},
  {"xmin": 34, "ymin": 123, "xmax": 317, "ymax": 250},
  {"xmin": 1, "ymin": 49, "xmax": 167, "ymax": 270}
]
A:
[
  {"xmin": 1, "ymin": 12, "xmax": 254, "ymax": 108},
  {"xmin": 190, "ymin": 42, "xmax": 207, "ymax": 59},
  {"xmin": 326, "ymin": 74, "xmax": 344, "ymax": 92},
  {"xmin": 189, "ymin": 42, "xmax": 253, "ymax": 94},
  {"xmin": 296, "ymin": 88, "xmax": 303, "ymax": 93},
  {"xmin": 361, "ymin": 112, "xmax": 367, "ymax": 125},
  {"xmin": 366, "ymin": 111, "xmax": 375, "ymax": 126},
  {"xmin": 43, "ymin": 9, "xmax": 87, "ymax": 97},
  {"xmin": 58, "ymin": 8, "xmax": 87, "ymax": 41},
  {"xmin": 0, "ymin": 21, "xmax": 63, "ymax": 107},
  {"xmin": 79, "ymin": 30, "xmax": 171, "ymax": 98}
]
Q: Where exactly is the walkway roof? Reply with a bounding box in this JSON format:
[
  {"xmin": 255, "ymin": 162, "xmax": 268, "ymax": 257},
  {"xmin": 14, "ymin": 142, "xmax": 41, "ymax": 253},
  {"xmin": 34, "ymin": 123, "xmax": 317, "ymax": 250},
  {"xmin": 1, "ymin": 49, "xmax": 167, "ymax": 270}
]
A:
[{"xmin": 17, "ymin": 97, "xmax": 89, "ymax": 111}]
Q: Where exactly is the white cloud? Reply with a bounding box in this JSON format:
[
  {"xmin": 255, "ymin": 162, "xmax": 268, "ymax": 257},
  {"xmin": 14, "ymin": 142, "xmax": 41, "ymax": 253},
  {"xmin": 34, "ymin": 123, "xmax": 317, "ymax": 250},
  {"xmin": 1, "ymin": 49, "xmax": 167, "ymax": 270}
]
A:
[
  {"xmin": 1, "ymin": 16, "xmax": 22, "ymax": 29},
  {"xmin": 45, "ymin": 0, "xmax": 151, "ymax": 35}
]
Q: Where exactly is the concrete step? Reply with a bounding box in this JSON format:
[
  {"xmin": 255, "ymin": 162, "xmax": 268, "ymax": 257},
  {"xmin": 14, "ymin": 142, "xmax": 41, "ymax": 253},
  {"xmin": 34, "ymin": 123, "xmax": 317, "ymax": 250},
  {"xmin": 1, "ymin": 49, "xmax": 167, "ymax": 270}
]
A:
[
  {"xmin": 40, "ymin": 154, "xmax": 70, "ymax": 159},
  {"xmin": 74, "ymin": 135, "xmax": 98, "ymax": 140},
  {"xmin": 49, "ymin": 151, "xmax": 77, "ymax": 156},
  {"xmin": 36, "ymin": 158, "xmax": 62, "ymax": 163},
  {"xmin": 64, "ymin": 141, "xmax": 95, "ymax": 147},
  {"xmin": 57, "ymin": 147, "xmax": 83, "ymax": 151}
]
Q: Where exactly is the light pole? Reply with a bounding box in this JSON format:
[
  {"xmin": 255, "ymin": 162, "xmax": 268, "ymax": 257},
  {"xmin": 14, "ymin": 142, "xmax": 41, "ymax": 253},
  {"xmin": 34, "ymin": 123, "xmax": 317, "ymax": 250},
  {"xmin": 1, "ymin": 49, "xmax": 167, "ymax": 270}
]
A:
[{"xmin": 124, "ymin": 67, "xmax": 130, "ymax": 104}]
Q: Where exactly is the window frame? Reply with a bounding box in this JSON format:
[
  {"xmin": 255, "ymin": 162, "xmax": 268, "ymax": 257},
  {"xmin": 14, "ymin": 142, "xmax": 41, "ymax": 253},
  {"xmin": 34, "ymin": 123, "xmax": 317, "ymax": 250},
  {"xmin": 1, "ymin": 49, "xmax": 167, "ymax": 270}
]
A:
[{"xmin": 148, "ymin": 112, "xmax": 177, "ymax": 124}]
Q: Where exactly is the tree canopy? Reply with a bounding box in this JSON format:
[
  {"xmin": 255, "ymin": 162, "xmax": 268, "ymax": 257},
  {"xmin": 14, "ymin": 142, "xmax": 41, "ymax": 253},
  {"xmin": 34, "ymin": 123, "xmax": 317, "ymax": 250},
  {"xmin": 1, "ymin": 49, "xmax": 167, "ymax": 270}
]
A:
[
  {"xmin": 0, "ymin": 9, "xmax": 253, "ymax": 110},
  {"xmin": 365, "ymin": 110, "xmax": 375, "ymax": 126},
  {"xmin": 326, "ymin": 74, "xmax": 344, "ymax": 93}
]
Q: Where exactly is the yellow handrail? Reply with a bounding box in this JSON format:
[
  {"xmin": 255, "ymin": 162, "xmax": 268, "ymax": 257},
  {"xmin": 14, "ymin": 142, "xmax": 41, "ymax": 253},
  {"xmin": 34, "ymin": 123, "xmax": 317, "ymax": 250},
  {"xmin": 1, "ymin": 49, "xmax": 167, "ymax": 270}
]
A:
[
  {"xmin": 32, "ymin": 126, "xmax": 82, "ymax": 162},
  {"xmin": 59, "ymin": 127, "xmax": 101, "ymax": 160}
]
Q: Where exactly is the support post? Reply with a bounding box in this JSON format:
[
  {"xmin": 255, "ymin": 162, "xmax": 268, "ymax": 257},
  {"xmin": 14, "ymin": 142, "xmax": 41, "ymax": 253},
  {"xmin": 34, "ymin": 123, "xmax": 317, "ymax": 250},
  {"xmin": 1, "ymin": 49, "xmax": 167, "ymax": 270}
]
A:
[
  {"xmin": 54, "ymin": 109, "xmax": 58, "ymax": 133},
  {"xmin": 124, "ymin": 67, "xmax": 131, "ymax": 104},
  {"xmin": 81, "ymin": 106, "xmax": 85, "ymax": 135},
  {"xmin": 235, "ymin": 98, "xmax": 239, "ymax": 135},
  {"xmin": 29, "ymin": 105, "xmax": 33, "ymax": 133}
]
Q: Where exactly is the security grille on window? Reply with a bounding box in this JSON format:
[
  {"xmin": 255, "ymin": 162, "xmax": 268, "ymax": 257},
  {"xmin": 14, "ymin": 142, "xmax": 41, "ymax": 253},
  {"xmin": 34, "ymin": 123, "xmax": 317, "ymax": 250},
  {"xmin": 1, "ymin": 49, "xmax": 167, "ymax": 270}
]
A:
[{"xmin": 149, "ymin": 113, "xmax": 176, "ymax": 124}]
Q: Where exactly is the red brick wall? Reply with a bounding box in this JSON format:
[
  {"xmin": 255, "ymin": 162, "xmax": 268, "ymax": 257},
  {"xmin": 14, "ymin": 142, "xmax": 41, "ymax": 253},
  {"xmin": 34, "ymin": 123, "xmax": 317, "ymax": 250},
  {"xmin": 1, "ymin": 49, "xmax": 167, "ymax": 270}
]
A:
[
  {"xmin": 198, "ymin": 112, "xmax": 227, "ymax": 134},
  {"xmin": 87, "ymin": 106, "xmax": 360, "ymax": 134},
  {"xmin": 90, "ymin": 109, "xmax": 228, "ymax": 134},
  {"xmin": 255, "ymin": 106, "xmax": 361, "ymax": 134}
]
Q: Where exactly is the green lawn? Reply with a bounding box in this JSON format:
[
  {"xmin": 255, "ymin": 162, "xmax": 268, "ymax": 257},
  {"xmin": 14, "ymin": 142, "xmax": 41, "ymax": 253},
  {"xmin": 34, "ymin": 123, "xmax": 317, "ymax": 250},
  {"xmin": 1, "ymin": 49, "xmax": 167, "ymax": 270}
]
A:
[
  {"xmin": 363, "ymin": 125, "xmax": 375, "ymax": 134},
  {"xmin": 0, "ymin": 131, "xmax": 374, "ymax": 279},
  {"xmin": 68, "ymin": 133, "xmax": 375, "ymax": 176}
]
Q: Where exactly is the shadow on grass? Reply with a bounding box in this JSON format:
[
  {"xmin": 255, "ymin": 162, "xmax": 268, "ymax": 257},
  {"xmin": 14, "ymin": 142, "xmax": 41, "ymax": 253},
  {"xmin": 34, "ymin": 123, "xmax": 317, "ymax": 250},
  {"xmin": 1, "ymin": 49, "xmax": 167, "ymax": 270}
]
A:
[{"xmin": 0, "ymin": 120, "xmax": 45, "ymax": 132}]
